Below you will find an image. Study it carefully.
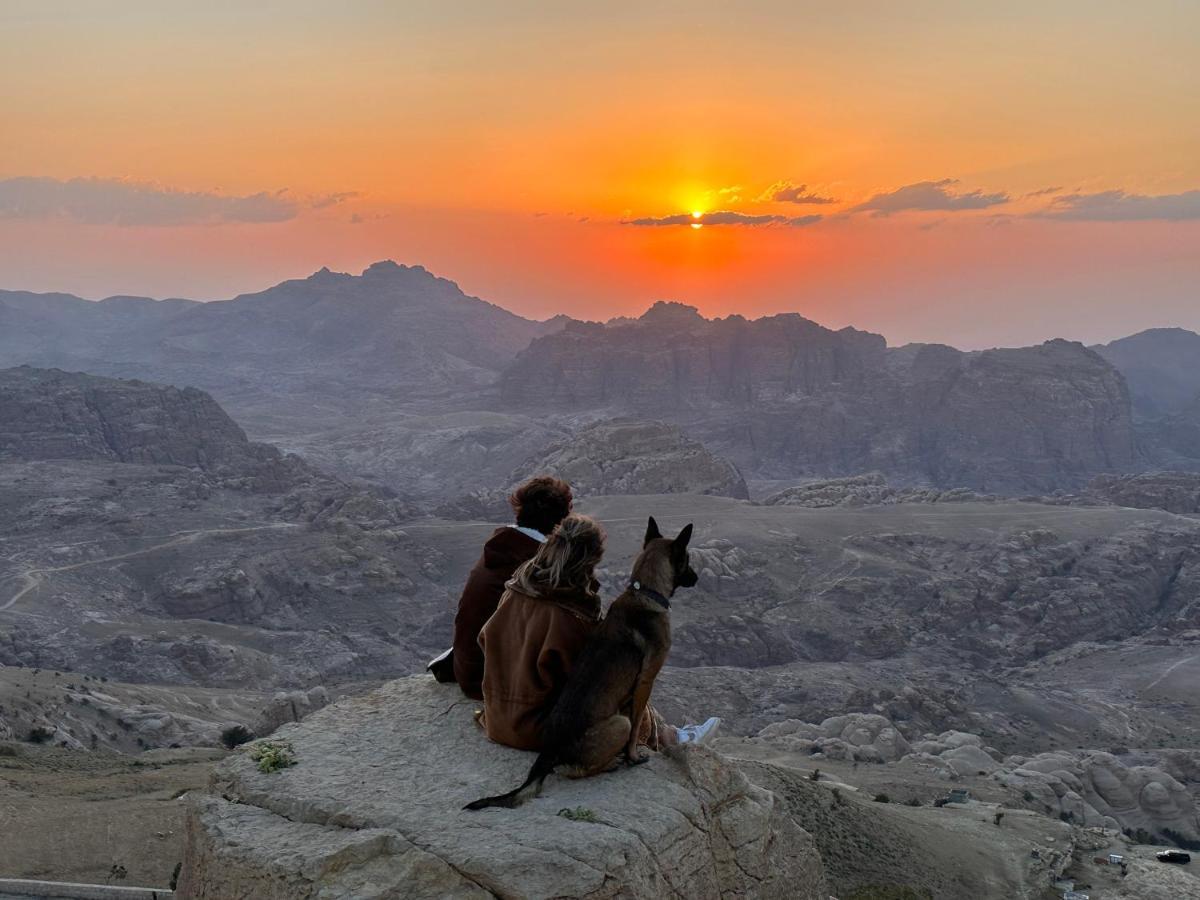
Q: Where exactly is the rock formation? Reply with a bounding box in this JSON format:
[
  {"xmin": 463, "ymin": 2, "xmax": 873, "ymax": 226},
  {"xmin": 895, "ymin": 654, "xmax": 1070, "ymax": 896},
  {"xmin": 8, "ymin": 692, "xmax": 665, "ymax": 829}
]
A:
[
  {"xmin": 179, "ymin": 676, "xmax": 827, "ymax": 899},
  {"xmin": 755, "ymin": 713, "xmax": 912, "ymax": 762},
  {"xmin": 0, "ymin": 366, "xmax": 276, "ymax": 470},
  {"xmin": 997, "ymin": 750, "xmax": 1200, "ymax": 845},
  {"xmin": 1086, "ymin": 471, "xmax": 1200, "ymax": 514},
  {"xmin": 513, "ymin": 419, "xmax": 749, "ymax": 499},
  {"xmin": 499, "ymin": 308, "xmax": 1139, "ymax": 492},
  {"xmin": 764, "ymin": 472, "xmax": 990, "ymax": 507}
]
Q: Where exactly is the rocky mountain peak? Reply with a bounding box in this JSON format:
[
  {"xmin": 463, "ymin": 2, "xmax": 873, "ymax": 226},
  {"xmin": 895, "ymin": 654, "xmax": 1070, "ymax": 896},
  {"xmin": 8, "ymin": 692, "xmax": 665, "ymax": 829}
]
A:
[{"xmin": 638, "ymin": 300, "xmax": 706, "ymax": 327}]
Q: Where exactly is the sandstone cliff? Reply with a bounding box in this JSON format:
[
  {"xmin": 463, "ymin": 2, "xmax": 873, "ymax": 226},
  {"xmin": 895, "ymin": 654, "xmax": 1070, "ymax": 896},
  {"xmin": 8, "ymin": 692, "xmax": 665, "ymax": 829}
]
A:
[
  {"xmin": 0, "ymin": 366, "xmax": 276, "ymax": 470},
  {"xmin": 498, "ymin": 308, "xmax": 1139, "ymax": 492},
  {"xmin": 179, "ymin": 676, "xmax": 828, "ymax": 899}
]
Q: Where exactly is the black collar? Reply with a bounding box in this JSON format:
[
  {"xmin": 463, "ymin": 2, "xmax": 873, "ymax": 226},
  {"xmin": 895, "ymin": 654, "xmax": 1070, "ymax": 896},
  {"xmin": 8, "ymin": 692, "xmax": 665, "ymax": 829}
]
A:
[{"xmin": 630, "ymin": 580, "xmax": 671, "ymax": 609}]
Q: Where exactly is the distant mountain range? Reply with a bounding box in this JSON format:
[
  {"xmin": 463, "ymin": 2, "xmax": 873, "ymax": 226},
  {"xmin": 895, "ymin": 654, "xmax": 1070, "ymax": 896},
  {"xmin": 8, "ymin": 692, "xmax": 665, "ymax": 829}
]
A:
[
  {"xmin": 3, "ymin": 261, "xmax": 1198, "ymax": 493},
  {"xmin": 0, "ymin": 261, "xmax": 560, "ymax": 429}
]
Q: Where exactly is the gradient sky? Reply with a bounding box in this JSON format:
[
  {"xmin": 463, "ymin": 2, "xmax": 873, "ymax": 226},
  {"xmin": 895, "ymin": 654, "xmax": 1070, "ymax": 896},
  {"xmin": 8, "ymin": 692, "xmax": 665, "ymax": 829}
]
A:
[{"xmin": 2, "ymin": 1, "xmax": 1198, "ymax": 348}]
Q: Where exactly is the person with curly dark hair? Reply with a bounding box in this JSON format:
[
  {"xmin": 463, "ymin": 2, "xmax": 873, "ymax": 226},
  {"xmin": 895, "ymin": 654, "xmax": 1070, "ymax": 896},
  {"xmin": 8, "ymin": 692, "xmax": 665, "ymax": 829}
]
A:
[{"xmin": 427, "ymin": 475, "xmax": 573, "ymax": 699}]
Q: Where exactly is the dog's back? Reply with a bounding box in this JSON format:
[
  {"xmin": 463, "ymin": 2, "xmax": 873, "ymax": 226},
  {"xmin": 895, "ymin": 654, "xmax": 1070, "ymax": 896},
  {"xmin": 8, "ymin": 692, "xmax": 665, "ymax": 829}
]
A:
[{"xmin": 542, "ymin": 585, "xmax": 670, "ymax": 758}]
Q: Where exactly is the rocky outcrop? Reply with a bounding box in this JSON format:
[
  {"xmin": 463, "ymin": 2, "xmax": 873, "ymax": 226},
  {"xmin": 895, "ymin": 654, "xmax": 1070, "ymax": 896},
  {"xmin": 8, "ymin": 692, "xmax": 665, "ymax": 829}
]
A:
[
  {"xmin": 499, "ymin": 308, "xmax": 1138, "ymax": 492},
  {"xmin": 0, "ymin": 366, "xmax": 276, "ymax": 470},
  {"xmin": 1087, "ymin": 471, "xmax": 1200, "ymax": 514},
  {"xmin": 998, "ymin": 750, "xmax": 1200, "ymax": 845},
  {"xmin": 755, "ymin": 713, "xmax": 912, "ymax": 762},
  {"xmin": 514, "ymin": 420, "xmax": 749, "ymax": 499},
  {"xmin": 500, "ymin": 303, "xmax": 888, "ymax": 411},
  {"xmin": 179, "ymin": 676, "xmax": 828, "ymax": 899},
  {"xmin": 765, "ymin": 472, "xmax": 990, "ymax": 507}
]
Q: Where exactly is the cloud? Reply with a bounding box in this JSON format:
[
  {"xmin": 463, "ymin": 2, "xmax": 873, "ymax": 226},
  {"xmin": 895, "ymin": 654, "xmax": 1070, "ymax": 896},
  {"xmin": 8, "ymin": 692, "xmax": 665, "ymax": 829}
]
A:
[
  {"xmin": 758, "ymin": 181, "xmax": 838, "ymax": 205},
  {"xmin": 0, "ymin": 176, "xmax": 349, "ymax": 226},
  {"xmin": 849, "ymin": 178, "xmax": 1009, "ymax": 216},
  {"xmin": 623, "ymin": 210, "xmax": 822, "ymax": 227},
  {"xmin": 1039, "ymin": 189, "xmax": 1200, "ymax": 221},
  {"xmin": 1024, "ymin": 185, "xmax": 1062, "ymax": 198},
  {"xmin": 311, "ymin": 191, "xmax": 359, "ymax": 209}
]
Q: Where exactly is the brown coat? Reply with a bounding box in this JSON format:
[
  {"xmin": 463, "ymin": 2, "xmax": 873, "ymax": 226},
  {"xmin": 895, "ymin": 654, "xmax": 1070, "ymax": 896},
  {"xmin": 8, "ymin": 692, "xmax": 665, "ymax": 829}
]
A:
[
  {"xmin": 479, "ymin": 583, "xmax": 601, "ymax": 751},
  {"xmin": 452, "ymin": 527, "xmax": 542, "ymax": 700}
]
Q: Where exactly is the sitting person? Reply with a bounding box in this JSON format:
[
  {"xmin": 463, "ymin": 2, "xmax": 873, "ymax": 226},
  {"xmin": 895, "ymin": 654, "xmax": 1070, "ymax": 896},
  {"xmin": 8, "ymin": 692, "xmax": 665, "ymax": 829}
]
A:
[
  {"xmin": 478, "ymin": 512, "xmax": 719, "ymax": 753},
  {"xmin": 428, "ymin": 475, "xmax": 574, "ymax": 700}
]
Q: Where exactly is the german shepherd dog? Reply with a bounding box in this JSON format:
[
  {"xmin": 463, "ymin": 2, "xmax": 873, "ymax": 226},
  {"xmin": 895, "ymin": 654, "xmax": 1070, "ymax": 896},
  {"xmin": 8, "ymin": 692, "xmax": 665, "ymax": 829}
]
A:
[{"xmin": 464, "ymin": 516, "xmax": 696, "ymax": 810}]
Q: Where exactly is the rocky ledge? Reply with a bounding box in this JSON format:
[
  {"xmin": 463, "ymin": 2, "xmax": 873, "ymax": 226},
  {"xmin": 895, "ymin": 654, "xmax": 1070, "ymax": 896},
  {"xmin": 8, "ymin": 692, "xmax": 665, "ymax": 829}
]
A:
[{"xmin": 178, "ymin": 676, "xmax": 826, "ymax": 899}]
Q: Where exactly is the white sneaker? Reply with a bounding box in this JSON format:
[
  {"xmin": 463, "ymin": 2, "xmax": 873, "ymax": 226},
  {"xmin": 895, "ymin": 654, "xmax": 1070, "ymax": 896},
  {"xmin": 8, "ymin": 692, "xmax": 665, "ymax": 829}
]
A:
[{"xmin": 677, "ymin": 717, "xmax": 721, "ymax": 745}]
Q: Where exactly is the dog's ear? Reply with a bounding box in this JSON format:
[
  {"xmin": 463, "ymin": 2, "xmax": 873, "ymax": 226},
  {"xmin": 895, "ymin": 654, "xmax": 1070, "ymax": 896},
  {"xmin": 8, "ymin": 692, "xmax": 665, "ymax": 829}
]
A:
[
  {"xmin": 671, "ymin": 523, "xmax": 693, "ymax": 561},
  {"xmin": 644, "ymin": 516, "xmax": 662, "ymax": 546}
]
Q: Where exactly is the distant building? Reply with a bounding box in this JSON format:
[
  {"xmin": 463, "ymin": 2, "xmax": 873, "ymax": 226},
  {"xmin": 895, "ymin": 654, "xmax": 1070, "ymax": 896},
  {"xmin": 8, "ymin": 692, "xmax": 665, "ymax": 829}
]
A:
[
  {"xmin": 1107, "ymin": 853, "xmax": 1124, "ymax": 865},
  {"xmin": 947, "ymin": 788, "xmax": 971, "ymax": 804},
  {"xmin": 1063, "ymin": 892, "xmax": 1089, "ymax": 900}
]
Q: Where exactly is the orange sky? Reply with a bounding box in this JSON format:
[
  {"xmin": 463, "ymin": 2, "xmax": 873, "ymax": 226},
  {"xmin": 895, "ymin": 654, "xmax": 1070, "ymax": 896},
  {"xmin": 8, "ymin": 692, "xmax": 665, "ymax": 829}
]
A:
[{"xmin": 2, "ymin": 1, "xmax": 1198, "ymax": 348}]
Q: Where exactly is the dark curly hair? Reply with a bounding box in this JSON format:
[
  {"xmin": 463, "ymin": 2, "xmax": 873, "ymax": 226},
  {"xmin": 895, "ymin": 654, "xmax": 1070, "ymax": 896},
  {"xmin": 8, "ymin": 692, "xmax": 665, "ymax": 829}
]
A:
[{"xmin": 509, "ymin": 475, "xmax": 573, "ymax": 535}]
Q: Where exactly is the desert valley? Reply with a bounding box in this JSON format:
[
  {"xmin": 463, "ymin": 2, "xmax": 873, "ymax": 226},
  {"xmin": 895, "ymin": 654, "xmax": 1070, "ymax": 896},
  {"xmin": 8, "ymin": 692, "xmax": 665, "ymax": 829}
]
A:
[{"xmin": 1, "ymin": 262, "xmax": 1198, "ymax": 898}]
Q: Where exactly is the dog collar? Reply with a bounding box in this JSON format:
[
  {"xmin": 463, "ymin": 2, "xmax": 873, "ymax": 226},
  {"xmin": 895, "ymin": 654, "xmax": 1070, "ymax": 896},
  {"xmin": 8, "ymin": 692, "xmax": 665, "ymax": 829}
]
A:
[{"xmin": 630, "ymin": 580, "xmax": 671, "ymax": 609}]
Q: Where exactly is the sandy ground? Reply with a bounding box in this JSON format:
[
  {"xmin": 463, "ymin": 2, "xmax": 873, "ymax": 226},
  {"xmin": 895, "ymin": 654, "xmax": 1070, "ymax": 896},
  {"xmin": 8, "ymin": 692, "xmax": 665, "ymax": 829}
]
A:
[{"xmin": 0, "ymin": 741, "xmax": 223, "ymax": 889}]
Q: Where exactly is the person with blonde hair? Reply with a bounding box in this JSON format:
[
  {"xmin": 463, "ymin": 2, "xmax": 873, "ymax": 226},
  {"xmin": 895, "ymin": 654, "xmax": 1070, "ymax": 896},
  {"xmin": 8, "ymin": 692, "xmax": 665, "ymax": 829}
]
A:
[{"xmin": 479, "ymin": 513, "xmax": 719, "ymax": 752}]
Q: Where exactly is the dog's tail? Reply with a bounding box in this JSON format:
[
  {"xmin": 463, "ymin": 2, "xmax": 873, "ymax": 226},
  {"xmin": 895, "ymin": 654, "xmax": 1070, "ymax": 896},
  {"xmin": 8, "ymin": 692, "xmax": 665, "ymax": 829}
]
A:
[{"xmin": 463, "ymin": 752, "xmax": 556, "ymax": 811}]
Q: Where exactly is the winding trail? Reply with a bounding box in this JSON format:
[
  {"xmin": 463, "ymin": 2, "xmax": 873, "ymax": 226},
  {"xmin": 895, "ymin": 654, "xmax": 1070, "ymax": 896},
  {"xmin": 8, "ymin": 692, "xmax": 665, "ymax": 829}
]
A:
[
  {"xmin": 1143, "ymin": 654, "xmax": 1199, "ymax": 692},
  {"xmin": 0, "ymin": 523, "xmax": 299, "ymax": 612}
]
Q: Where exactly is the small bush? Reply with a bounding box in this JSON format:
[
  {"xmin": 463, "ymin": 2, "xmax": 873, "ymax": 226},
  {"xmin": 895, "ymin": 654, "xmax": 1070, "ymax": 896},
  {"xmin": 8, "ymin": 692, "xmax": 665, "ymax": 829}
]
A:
[
  {"xmin": 810, "ymin": 768, "xmax": 821, "ymax": 781},
  {"xmin": 26, "ymin": 726, "xmax": 54, "ymax": 744},
  {"xmin": 220, "ymin": 724, "xmax": 254, "ymax": 750},
  {"xmin": 873, "ymin": 793, "xmax": 891, "ymax": 803},
  {"xmin": 248, "ymin": 740, "xmax": 296, "ymax": 774},
  {"xmin": 557, "ymin": 806, "xmax": 598, "ymax": 823},
  {"xmin": 905, "ymin": 797, "xmax": 922, "ymax": 807}
]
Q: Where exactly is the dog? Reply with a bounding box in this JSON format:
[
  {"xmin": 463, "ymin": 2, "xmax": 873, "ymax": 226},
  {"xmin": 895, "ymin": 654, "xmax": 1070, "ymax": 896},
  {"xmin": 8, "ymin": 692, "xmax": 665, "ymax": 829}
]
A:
[{"xmin": 464, "ymin": 516, "xmax": 696, "ymax": 810}]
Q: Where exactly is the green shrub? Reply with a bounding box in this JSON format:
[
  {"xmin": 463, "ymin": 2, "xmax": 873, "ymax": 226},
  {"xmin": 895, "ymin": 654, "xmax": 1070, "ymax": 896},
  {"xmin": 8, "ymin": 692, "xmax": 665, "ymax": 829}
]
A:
[
  {"xmin": 248, "ymin": 740, "xmax": 296, "ymax": 773},
  {"xmin": 873, "ymin": 793, "xmax": 891, "ymax": 803},
  {"xmin": 557, "ymin": 806, "xmax": 598, "ymax": 823}
]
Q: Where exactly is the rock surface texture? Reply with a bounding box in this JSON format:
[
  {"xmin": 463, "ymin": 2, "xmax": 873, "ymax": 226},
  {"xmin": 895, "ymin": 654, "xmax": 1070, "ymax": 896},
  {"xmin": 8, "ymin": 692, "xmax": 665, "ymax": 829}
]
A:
[
  {"xmin": 0, "ymin": 365, "xmax": 273, "ymax": 470},
  {"xmin": 179, "ymin": 676, "xmax": 828, "ymax": 899},
  {"xmin": 514, "ymin": 419, "xmax": 749, "ymax": 499}
]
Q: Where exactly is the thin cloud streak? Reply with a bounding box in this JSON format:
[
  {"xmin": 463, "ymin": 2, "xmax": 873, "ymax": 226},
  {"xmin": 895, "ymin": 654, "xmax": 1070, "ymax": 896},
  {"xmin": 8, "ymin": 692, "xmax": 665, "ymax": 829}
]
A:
[
  {"xmin": 849, "ymin": 178, "xmax": 1009, "ymax": 216},
  {"xmin": 758, "ymin": 181, "xmax": 838, "ymax": 204},
  {"xmin": 0, "ymin": 176, "xmax": 353, "ymax": 226},
  {"xmin": 623, "ymin": 210, "xmax": 823, "ymax": 227},
  {"xmin": 1039, "ymin": 189, "xmax": 1200, "ymax": 221}
]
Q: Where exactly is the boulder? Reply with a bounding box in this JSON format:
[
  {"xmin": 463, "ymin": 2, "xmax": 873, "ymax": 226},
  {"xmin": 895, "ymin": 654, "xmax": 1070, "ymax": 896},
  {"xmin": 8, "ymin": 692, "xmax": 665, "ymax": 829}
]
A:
[{"xmin": 179, "ymin": 676, "xmax": 827, "ymax": 899}]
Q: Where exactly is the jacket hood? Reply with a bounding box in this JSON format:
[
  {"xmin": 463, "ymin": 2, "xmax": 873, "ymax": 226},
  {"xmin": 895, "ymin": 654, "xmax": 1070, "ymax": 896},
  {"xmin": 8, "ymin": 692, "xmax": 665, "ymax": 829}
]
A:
[
  {"xmin": 504, "ymin": 579, "xmax": 602, "ymax": 623},
  {"xmin": 482, "ymin": 526, "xmax": 541, "ymax": 570}
]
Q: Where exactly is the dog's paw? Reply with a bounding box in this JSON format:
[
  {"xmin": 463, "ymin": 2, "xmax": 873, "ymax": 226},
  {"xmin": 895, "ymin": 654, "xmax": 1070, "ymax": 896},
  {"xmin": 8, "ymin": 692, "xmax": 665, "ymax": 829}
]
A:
[{"xmin": 625, "ymin": 750, "xmax": 650, "ymax": 766}]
